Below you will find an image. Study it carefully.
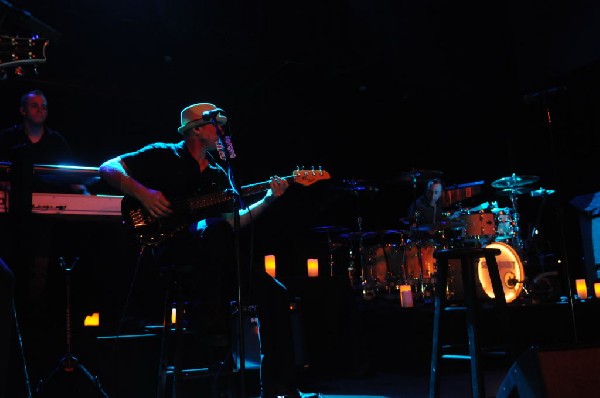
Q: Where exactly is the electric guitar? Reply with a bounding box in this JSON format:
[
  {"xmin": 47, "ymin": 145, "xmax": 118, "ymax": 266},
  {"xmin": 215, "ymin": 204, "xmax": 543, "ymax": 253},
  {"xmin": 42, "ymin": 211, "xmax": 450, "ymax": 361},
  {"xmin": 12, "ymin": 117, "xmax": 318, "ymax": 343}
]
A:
[
  {"xmin": 121, "ymin": 168, "xmax": 331, "ymax": 247},
  {"xmin": 0, "ymin": 35, "xmax": 48, "ymax": 72}
]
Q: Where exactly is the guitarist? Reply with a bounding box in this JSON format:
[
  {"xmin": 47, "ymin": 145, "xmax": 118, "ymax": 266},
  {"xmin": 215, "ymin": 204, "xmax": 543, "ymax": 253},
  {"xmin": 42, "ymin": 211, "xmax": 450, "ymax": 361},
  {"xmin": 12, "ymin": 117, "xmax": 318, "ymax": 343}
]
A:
[{"xmin": 99, "ymin": 102, "xmax": 322, "ymax": 398}]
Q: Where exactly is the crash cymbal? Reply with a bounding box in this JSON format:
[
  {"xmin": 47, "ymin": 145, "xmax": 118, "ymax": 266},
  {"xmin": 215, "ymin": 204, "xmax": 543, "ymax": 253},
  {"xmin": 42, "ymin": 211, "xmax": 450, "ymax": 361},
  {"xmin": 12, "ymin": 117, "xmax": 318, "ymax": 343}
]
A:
[
  {"xmin": 495, "ymin": 187, "xmax": 533, "ymax": 196},
  {"xmin": 491, "ymin": 174, "xmax": 539, "ymax": 189},
  {"xmin": 337, "ymin": 231, "xmax": 377, "ymax": 241},
  {"xmin": 310, "ymin": 225, "xmax": 349, "ymax": 234},
  {"xmin": 391, "ymin": 169, "xmax": 443, "ymax": 184},
  {"xmin": 329, "ymin": 179, "xmax": 379, "ymax": 192}
]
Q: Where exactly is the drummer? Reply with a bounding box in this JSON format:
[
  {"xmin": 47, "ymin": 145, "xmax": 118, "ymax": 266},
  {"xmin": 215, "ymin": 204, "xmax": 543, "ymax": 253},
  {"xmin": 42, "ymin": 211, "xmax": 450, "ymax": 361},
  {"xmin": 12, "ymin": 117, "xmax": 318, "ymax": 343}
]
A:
[
  {"xmin": 406, "ymin": 178, "xmax": 456, "ymax": 245},
  {"xmin": 407, "ymin": 178, "xmax": 445, "ymax": 226}
]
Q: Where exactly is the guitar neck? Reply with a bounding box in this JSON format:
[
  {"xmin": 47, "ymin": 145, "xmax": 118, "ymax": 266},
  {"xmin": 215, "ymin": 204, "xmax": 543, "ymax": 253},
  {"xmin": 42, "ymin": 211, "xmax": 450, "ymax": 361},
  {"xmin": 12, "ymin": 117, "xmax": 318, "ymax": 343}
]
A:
[{"xmin": 238, "ymin": 174, "xmax": 295, "ymax": 197}]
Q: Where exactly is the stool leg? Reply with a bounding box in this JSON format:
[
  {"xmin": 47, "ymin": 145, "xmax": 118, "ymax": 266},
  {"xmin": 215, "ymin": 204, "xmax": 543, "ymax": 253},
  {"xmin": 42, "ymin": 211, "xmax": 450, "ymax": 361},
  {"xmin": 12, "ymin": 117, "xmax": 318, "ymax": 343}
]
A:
[
  {"xmin": 157, "ymin": 282, "xmax": 172, "ymax": 398},
  {"xmin": 484, "ymin": 253, "xmax": 506, "ymax": 306},
  {"xmin": 429, "ymin": 258, "xmax": 448, "ymax": 398},
  {"xmin": 173, "ymin": 280, "xmax": 185, "ymax": 398},
  {"xmin": 462, "ymin": 255, "xmax": 485, "ymax": 398}
]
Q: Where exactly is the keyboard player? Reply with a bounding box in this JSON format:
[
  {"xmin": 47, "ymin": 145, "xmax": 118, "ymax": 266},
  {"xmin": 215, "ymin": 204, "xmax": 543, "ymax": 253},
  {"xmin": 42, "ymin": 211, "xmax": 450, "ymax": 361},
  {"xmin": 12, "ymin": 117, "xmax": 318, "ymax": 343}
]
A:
[{"xmin": 0, "ymin": 89, "xmax": 91, "ymax": 381}]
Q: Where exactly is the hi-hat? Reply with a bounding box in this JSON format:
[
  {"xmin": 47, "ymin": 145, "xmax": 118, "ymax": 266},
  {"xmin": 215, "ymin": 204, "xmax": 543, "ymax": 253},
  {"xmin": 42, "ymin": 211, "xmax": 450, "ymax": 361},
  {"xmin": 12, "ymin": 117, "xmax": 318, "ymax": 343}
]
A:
[
  {"xmin": 491, "ymin": 174, "xmax": 539, "ymax": 189},
  {"xmin": 495, "ymin": 187, "xmax": 533, "ymax": 196},
  {"xmin": 391, "ymin": 169, "xmax": 443, "ymax": 184}
]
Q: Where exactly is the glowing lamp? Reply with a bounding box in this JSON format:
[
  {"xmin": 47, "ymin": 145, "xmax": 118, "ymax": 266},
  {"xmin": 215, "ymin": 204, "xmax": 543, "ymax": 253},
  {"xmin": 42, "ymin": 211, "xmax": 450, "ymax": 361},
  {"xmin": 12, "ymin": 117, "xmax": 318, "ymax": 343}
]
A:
[
  {"xmin": 264, "ymin": 254, "xmax": 276, "ymax": 277},
  {"xmin": 307, "ymin": 258, "xmax": 319, "ymax": 277}
]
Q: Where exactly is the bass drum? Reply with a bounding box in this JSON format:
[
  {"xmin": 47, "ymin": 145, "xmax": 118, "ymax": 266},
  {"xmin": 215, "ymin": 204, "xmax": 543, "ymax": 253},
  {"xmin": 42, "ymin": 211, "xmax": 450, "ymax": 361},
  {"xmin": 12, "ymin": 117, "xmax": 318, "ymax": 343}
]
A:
[{"xmin": 477, "ymin": 241, "xmax": 525, "ymax": 303}]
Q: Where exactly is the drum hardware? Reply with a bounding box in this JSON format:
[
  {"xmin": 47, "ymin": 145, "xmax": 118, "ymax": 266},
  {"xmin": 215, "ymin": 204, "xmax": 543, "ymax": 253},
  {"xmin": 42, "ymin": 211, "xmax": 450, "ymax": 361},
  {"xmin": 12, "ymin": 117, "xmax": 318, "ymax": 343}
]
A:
[
  {"xmin": 389, "ymin": 169, "xmax": 443, "ymax": 185},
  {"xmin": 328, "ymin": 179, "xmax": 381, "ymax": 296},
  {"xmin": 310, "ymin": 225, "xmax": 349, "ymax": 276},
  {"xmin": 491, "ymin": 173, "xmax": 540, "ymax": 253},
  {"xmin": 496, "ymin": 187, "xmax": 533, "ymax": 196}
]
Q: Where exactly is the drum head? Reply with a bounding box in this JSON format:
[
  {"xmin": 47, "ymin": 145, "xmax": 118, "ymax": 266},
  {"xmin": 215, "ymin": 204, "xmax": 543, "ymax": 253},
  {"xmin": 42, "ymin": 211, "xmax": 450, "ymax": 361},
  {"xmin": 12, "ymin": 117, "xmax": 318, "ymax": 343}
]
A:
[{"xmin": 477, "ymin": 241, "xmax": 524, "ymax": 303}]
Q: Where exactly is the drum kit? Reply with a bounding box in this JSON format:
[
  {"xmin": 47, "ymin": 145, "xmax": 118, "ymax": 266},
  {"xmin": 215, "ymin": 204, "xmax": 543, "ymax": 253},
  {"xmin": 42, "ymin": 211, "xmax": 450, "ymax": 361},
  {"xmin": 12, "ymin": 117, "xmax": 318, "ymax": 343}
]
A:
[{"xmin": 312, "ymin": 171, "xmax": 542, "ymax": 304}]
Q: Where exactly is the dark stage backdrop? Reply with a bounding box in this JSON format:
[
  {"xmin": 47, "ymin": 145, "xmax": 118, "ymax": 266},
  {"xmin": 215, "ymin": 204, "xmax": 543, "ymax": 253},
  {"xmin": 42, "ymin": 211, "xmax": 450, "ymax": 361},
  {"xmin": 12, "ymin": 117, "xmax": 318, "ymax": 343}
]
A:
[{"xmin": 1, "ymin": 0, "xmax": 599, "ymax": 287}]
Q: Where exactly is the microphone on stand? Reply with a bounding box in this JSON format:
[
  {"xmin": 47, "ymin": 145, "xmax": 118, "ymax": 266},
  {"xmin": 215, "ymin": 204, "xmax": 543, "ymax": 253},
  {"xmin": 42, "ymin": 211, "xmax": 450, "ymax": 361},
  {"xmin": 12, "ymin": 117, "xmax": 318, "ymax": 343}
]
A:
[{"xmin": 202, "ymin": 108, "xmax": 228, "ymax": 125}]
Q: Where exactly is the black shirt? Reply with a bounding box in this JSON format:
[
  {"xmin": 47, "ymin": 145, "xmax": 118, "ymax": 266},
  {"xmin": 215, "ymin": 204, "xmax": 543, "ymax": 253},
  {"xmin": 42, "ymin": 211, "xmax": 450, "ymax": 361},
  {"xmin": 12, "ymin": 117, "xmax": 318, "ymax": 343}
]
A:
[{"xmin": 119, "ymin": 141, "xmax": 232, "ymax": 218}]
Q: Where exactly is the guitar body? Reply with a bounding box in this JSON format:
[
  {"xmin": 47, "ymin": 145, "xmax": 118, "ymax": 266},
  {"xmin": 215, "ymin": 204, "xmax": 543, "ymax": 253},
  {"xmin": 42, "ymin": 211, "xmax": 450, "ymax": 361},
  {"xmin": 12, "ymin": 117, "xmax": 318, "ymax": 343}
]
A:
[
  {"xmin": 121, "ymin": 195, "xmax": 196, "ymax": 247},
  {"xmin": 120, "ymin": 168, "xmax": 331, "ymax": 247}
]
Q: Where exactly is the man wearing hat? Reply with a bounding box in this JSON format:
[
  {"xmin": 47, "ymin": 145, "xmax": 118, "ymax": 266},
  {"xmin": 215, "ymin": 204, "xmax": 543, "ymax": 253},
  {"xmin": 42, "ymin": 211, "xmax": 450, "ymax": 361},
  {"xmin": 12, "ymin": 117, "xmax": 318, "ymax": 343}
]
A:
[{"xmin": 99, "ymin": 102, "xmax": 322, "ymax": 398}]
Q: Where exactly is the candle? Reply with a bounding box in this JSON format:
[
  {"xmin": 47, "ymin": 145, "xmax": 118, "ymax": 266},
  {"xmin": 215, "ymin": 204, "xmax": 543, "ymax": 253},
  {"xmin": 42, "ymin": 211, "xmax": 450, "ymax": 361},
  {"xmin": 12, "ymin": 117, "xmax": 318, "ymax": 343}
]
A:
[
  {"xmin": 576, "ymin": 279, "xmax": 588, "ymax": 300},
  {"xmin": 83, "ymin": 312, "xmax": 100, "ymax": 327},
  {"xmin": 265, "ymin": 254, "xmax": 276, "ymax": 277},
  {"xmin": 307, "ymin": 258, "xmax": 319, "ymax": 277},
  {"xmin": 400, "ymin": 284, "xmax": 413, "ymax": 308},
  {"xmin": 594, "ymin": 283, "xmax": 600, "ymax": 299}
]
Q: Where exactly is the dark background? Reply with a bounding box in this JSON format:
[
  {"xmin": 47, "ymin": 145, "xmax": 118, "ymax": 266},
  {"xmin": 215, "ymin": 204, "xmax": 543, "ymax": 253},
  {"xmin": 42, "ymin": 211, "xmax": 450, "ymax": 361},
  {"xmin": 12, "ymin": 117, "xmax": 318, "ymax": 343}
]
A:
[{"xmin": 2, "ymin": 0, "xmax": 600, "ymax": 297}]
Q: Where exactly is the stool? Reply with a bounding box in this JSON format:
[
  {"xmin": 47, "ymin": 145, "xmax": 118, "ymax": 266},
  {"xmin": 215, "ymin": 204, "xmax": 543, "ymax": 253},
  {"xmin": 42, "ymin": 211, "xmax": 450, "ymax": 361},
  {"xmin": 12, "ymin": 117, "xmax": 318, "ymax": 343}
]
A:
[
  {"xmin": 429, "ymin": 247, "xmax": 507, "ymax": 398},
  {"xmin": 155, "ymin": 266, "xmax": 243, "ymax": 398}
]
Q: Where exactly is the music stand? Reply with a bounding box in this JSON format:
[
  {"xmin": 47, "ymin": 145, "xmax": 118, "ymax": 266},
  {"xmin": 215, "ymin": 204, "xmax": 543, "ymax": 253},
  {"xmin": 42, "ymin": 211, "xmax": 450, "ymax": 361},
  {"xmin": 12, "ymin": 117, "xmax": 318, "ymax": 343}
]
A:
[{"xmin": 35, "ymin": 257, "xmax": 109, "ymax": 398}]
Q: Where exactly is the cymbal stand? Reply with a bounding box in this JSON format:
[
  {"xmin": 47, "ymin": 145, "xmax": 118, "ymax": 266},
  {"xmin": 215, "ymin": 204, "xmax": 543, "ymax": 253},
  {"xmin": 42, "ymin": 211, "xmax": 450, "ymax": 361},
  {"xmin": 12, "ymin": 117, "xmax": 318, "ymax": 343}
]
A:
[
  {"xmin": 325, "ymin": 232, "xmax": 336, "ymax": 277},
  {"xmin": 35, "ymin": 257, "xmax": 109, "ymax": 398},
  {"xmin": 507, "ymin": 187, "xmax": 524, "ymax": 253}
]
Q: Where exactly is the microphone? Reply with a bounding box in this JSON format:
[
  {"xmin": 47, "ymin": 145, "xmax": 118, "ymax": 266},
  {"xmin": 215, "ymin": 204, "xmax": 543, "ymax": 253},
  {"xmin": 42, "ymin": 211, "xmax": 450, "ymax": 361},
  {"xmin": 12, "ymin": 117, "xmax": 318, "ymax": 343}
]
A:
[{"xmin": 202, "ymin": 108, "xmax": 226, "ymax": 121}]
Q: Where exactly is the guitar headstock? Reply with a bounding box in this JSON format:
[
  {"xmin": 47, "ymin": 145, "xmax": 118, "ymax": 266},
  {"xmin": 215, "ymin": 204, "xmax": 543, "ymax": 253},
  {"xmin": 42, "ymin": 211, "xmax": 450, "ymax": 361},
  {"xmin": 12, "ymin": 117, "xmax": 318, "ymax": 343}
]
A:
[
  {"xmin": 0, "ymin": 35, "xmax": 48, "ymax": 76},
  {"xmin": 292, "ymin": 168, "xmax": 331, "ymax": 186}
]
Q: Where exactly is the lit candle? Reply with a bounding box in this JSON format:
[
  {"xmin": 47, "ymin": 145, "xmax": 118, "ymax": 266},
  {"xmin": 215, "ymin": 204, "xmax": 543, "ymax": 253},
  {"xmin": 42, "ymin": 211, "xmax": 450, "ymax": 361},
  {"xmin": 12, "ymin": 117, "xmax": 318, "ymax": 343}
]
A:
[
  {"xmin": 594, "ymin": 283, "xmax": 600, "ymax": 299},
  {"xmin": 576, "ymin": 279, "xmax": 588, "ymax": 300},
  {"xmin": 171, "ymin": 307, "xmax": 177, "ymax": 324},
  {"xmin": 83, "ymin": 312, "xmax": 100, "ymax": 327},
  {"xmin": 265, "ymin": 254, "xmax": 276, "ymax": 277},
  {"xmin": 400, "ymin": 285, "xmax": 413, "ymax": 308},
  {"xmin": 307, "ymin": 258, "xmax": 319, "ymax": 277}
]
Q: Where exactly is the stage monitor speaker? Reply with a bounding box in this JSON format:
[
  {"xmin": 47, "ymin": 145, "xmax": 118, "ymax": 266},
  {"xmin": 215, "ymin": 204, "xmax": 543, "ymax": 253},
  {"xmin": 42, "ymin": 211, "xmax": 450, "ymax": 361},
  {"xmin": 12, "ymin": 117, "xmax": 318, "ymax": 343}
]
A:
[{"xmin": 496, "ymin": 344, "xmax": 600, "ymax": 398}]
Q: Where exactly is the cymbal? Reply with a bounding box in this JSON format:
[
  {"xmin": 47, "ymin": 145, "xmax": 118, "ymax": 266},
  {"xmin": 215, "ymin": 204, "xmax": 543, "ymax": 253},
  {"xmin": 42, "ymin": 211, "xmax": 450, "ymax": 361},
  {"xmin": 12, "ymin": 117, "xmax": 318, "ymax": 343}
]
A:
[
  {"xmin": 410, "ymin": 220, "xmax": 463, "ymax": 232},
  {"xmin": 377, "ymin": 229, "xmax": 410, "ymax": 236},
  {"xmin": 310, "ymin": 225, "xmax": 349, "ymax": 234},
  {"xmin": 495, "ymin": 187, "xmax": 533, "ymax": 196},
  {"xmin": 398, "ymin": 217, "xmax": 412, "ymax": 225},
  {"xmin": 329, "ymin": 179, "xmax": 379, "ymax": 192},
  {"xmin": 391, "ymin": 169, "xmax": 443, "ymax": 184},
  {"xmin": 337, "ymin": 231, "xmax": 377, "ymax": 241},
  {"xmin": 490, "ymin": 207, "xmax": 513, "ymax": 214},
  {"xmin": 491, "ymin": 174, "xmax": 539, "ymax": 189}
]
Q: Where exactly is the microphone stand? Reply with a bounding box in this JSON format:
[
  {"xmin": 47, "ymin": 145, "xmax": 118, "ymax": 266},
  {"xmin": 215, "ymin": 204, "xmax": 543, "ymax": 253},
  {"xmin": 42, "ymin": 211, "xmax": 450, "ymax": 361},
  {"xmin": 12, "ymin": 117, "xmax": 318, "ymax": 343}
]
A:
[{"xmin": 211, "ymin": 118, "xmax": 246, "ymax": 398}]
